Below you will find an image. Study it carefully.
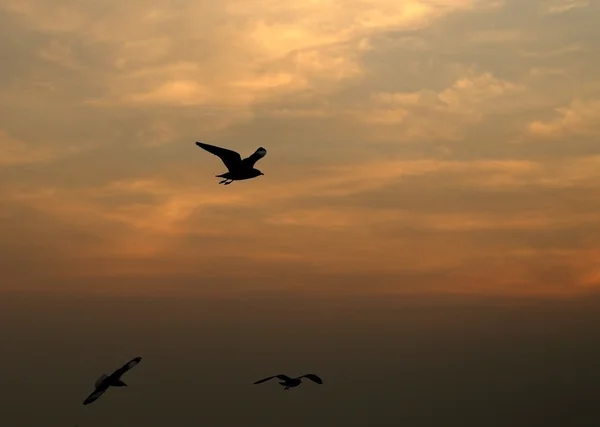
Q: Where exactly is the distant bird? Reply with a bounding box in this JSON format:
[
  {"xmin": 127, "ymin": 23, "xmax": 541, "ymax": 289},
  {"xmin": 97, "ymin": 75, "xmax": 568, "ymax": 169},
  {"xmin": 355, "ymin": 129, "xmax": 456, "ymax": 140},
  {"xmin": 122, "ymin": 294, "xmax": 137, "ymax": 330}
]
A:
[
  {"xmin": 195, "ymin": 141, "xmax": 267, "ymax": 185},
  {"xmin": 253, "ymin": 374, "xmax": 323, "ymax": 390},
  {"xmin": 82, "ymin": 357, "xmax": 142, "ymax": 405}
]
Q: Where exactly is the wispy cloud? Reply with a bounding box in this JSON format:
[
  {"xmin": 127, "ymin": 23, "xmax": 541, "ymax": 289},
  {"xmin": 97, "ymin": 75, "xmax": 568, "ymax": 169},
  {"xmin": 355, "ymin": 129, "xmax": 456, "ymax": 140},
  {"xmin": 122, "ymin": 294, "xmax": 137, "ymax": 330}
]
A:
[
  {"xmin": 527, "ymin": 98, "xmax": 600, "ymax": 138},
  {"xmin": 546, "ymin": 0, "xmax": 589, "ymax": 14}
]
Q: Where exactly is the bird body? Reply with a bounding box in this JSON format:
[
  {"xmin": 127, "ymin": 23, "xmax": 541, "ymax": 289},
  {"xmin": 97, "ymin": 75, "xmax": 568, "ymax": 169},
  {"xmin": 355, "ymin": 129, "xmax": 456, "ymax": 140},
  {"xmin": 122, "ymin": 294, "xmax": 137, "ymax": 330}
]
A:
[
  {"xmin": 253, "ymin": 374, "xmax": 323, "ymax": 390},
  {"xmin": 195, "ymin": 142, "xmax": 267, "ymax": 185},
  {"xmin": 83, "ymin": 357, "xmax": 142, "ymax": 405}
]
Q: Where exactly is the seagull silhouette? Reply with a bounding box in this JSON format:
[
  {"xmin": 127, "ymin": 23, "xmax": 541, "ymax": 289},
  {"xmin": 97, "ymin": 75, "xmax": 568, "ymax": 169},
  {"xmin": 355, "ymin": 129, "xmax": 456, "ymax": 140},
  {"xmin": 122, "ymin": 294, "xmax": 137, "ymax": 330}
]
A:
[
  {"xmin": 195, "ymin": 142, "xmax": 267, "ymax": 185},
  {"xmin": 82, "ymin": 357, "xmax": 142, "ymax": 405},
  {"xmin": 253, "ymin": 374, "xmax": 323, "ymax": 390}
]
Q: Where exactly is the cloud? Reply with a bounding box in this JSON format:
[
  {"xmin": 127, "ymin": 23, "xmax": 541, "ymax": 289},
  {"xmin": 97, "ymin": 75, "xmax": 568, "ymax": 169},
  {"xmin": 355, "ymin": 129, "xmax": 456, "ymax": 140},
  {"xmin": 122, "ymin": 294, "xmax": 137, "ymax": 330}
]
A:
[
  {"xmin": 545, "ymin": 0, "xmax": 589, "ymax": 14},
  {"xmin": 527, "ymin": 98, "xmax": 600, "ymax": 138},
  {"xmin": 3, "ymin": 0, "xmax": 484, "ymax": 113},
  {"xmin": 361, "ymin": 71, "xmax": 523, "ymax": 141},
  {"xmin": 0, "ymin": 130, "xmax": 52, "ymax": 165},
  {"xmin": 2, "ymin": 0, "xmax": 600, "ymax": 297},
  {"xmin": 518, "ymin": 43, "xmax": 586, "ymax": 59}
]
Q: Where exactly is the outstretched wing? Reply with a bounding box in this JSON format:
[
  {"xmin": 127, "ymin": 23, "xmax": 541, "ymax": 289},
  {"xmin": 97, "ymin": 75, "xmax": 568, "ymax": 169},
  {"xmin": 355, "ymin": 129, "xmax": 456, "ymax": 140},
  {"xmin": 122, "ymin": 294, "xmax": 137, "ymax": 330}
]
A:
[
  {"xmin": 94, "ymin": 374, "xmax": 108, "ymax": 388},
  {"xmin": 241, "ymin": 147, "xmax": 267, "ymax": 168},
  {"xmin": 300, "ymin": 374, "xmax": 323, "ymax": 384},
  {"xmin": 253, "ymin": 375, "xmax": 276, "ymax": 384},
  {"xmin": 196, "ymin": 142, "xmax": 242, "ymax": 171},
  {"xmin": 253, "ymin": 374, "xmax": 292, "ymax": 384},
  {"xmin": 112, "ymin": 356, "xmax": 142, "ymax": 379},
  {"xmin": 83, "ymin": 387, "xmax": 107, "ymax": 405}
]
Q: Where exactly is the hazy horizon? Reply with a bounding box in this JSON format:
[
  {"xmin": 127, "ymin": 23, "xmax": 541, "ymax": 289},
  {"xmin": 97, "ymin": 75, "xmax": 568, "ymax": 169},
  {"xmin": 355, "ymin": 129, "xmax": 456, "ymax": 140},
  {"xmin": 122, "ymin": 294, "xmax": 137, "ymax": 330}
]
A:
[{"xmin": 1, "ymin": 291, "xmax": 600, "ymax": 426}]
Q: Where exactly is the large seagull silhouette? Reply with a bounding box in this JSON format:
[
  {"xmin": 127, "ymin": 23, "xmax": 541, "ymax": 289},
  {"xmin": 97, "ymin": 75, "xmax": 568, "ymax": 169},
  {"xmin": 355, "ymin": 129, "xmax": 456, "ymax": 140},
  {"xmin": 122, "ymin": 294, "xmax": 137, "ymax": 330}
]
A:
[
  {"xmin": 195, "ymin": 141, "xmax": 267, "ymax": 185},
  {"xmin": 82, "ymin": 357, "xmax": 142, "ymax": 405}
]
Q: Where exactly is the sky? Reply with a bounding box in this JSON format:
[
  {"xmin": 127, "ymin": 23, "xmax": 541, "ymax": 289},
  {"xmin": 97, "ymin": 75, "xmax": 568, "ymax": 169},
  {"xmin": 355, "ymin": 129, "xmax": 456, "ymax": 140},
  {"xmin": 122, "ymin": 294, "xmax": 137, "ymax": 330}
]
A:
[{"xmin": 1, "ymin": 0, "xmax": 600, "ymax": 425}]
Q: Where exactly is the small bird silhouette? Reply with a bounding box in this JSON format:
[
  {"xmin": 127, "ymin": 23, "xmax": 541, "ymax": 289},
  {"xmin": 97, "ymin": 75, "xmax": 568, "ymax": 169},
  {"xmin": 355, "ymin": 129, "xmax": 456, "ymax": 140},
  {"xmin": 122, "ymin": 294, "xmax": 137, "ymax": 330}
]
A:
[
  {"xmin": 253, "ymin": 374, "xmax": 323, "ymax": 390},
  {"xmin": 195, "ymin": 141, "xmax": 267, "ymax": 185},
  {"xmin": 82, "ymin": 357, "xmax": 142, "ymax": 405}
]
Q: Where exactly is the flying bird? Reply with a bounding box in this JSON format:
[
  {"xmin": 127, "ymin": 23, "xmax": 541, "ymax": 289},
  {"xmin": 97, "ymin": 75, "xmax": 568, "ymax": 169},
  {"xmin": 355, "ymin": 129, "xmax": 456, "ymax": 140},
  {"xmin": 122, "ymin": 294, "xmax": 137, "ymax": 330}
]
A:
[
  {"xmin": 253, "ymin": 374, "xmax": 323, "ymax": 390},
  {"xmin": 195, "ymin": 141, "xmax": 267, "ymax": 185},
  {"xmin": 82, "ymin": 357, "xmax": 142, "ymax": 405}
]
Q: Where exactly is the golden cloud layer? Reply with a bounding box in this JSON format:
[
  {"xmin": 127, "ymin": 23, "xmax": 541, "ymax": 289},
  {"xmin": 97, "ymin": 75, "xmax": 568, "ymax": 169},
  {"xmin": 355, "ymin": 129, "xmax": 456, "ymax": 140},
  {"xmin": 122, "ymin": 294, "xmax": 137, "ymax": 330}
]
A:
[{"xmin": 1, "ymin": 0, "xmax": 599, "ymax": 296}]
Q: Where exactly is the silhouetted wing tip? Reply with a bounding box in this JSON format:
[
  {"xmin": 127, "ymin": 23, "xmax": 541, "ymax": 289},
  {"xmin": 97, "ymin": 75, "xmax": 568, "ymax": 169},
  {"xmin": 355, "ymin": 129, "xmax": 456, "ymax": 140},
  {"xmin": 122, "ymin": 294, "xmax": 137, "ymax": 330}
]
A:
[
  {"xmin": 127, "ymin": 356, "xmax": 141, "ymax": 367},
  {"xmin": 253, "ymin": 376, "xmax": 276, "ymax": 384},
  {"xmin": 302, "ymin": 374, "xmax": 323, "ymax": 384},
  {"xmin": 114, "ymin": 356, "xmax": 142, "ymax": 376},
  {"xmin": 241, "ymin": 146, "xmax": 267, "ymax": 167},
  {"xmin": 254, "ymin": 148, "xmax": 267, "ymax": 158},
  {"xmin": 195, "ymin": 142, "xmax": 243, "ymax": 169},
  {"xmin": 83, "ymin": 388, "xmax": 106, "ymax": 405},
  {"xmin": 124, "ymin": 356, "xmax": 142, "ymax": 368}
]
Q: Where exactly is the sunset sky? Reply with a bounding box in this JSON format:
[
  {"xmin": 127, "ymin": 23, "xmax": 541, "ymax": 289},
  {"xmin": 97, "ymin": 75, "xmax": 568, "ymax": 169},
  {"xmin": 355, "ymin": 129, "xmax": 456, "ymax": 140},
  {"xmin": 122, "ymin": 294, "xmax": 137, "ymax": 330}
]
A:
[
  {"xmin": 1, "ymin": 0, "xmax": 600, "ymax": 425},
  {"xmin": 1, "ymin": 0, "xmax": 599, "ymax": 298}
]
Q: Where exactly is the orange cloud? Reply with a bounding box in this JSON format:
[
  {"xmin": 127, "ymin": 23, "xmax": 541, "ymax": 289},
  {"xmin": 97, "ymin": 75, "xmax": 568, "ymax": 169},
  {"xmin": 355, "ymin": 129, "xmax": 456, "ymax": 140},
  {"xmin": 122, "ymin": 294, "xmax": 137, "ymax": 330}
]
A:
[
  {"xmin": 546, "ymin": 0, "xmax": 589, "ymax": 14},
  {"xmin": 362, "ymin": 71, "xmax": 523, "ymax": 141},
  {"xmin": 2, "ymin": 0, "xmax": 600, "ymax": 298},
  {"xmin": 527, "ymin": 98, "xmax": 600, "ymax": 138}
]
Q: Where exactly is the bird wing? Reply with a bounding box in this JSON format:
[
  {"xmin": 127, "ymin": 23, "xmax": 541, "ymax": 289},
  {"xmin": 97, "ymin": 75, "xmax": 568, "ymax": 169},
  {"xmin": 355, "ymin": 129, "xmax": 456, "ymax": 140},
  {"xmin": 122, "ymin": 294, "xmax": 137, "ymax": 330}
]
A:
[
  {"xmin": 241, "ymin": 147, "xmax": 267, "ymax": 168},
  {"xmin": 299, "ymin": 374, "xmax": 323, "ymax": 384},
  {"xmin": 83, "ymin": 387, "xmax": 107, "ymax": 405},
  {"xmin": 254, "ymin": 374, "xmax": 292, "ymax": 384},
  {"xmin": 253, "ymin": 375, "xmax": 276, "ymax": 384},
  {"xmin": 94, "ymin": 374, "xmax": 108, "ymax": 388},
  {"xmin": 275, "ymin": 374, "xmax": 293, "ymax": 382},
  {"xmin": 196, "ymin": 142, "xmax": 242, "ymax": 171},
  {"xmin": 112, "ymin": 356, "xmax": 142, "ymax": 378}
]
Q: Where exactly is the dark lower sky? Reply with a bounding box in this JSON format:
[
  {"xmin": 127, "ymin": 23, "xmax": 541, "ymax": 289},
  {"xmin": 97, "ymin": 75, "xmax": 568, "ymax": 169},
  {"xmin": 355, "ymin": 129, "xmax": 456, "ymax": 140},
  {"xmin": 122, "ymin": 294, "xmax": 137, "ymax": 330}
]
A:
[{"xmin": 1, "ymin": 290, "xmax": 599, "ymax": 427}]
